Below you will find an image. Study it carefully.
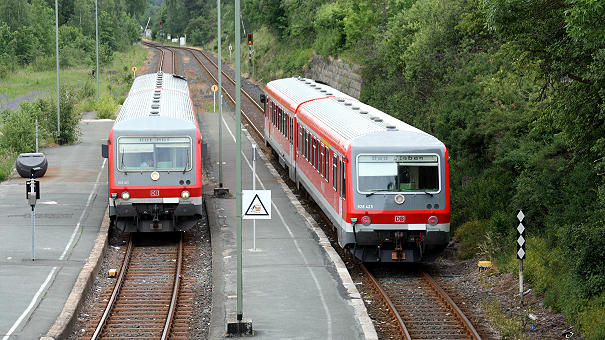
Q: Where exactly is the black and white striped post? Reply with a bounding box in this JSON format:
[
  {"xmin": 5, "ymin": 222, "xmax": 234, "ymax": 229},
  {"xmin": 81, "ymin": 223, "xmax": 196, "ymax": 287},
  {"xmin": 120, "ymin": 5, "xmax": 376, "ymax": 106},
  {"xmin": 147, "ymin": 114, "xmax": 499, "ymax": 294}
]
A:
[{"xmin": 517, "ymin": 210, "xmax": 526, "ymax": 304}]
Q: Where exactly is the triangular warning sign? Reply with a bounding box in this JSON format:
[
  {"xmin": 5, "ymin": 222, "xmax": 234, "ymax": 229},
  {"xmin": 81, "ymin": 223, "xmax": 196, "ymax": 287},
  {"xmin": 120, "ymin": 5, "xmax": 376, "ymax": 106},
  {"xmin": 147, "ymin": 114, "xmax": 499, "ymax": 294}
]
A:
[{"xmin": 244, "ymin": 194, "xmax": 269, "ymax": 216}]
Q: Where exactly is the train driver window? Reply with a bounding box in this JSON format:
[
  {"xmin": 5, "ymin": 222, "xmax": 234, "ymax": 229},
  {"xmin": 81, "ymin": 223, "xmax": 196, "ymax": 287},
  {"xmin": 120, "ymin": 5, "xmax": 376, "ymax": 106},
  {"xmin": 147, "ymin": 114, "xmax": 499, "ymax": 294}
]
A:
[
  {"xmin": 118, "ymin": 137, "xmax": 191, "ymax": 172},
  {"xmin": 356, "ymin": 155, "xmax": 439, "ymax": 193}
]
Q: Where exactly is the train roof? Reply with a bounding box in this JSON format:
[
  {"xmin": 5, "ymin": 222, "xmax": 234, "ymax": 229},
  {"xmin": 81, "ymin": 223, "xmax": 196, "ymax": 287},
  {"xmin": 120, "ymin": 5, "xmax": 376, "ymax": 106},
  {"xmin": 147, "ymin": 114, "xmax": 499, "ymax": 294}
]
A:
[
  {"xmin": 114, "ymin": 72, "xmax": 196, "ymax": 129},
  {"xmin": 266, "ymin": 77, "xmax": 435, "ymax": 143}
]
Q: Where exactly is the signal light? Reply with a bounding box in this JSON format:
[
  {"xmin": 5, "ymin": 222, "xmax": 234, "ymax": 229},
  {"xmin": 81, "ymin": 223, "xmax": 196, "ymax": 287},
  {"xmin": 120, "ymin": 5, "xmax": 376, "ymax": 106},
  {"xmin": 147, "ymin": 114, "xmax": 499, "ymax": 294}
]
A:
[{"xmin": 247, "ymin": 33, "xmax": 253, "ymax": 45}]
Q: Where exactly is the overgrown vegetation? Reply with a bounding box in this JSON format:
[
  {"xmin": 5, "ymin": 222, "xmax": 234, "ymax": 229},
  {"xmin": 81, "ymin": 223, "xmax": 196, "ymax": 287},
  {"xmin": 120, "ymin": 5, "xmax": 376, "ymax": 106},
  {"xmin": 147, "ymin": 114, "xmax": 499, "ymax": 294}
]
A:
[{"xmin": 154, "ymin": 0, "xmax": 604, "ymax": 337}]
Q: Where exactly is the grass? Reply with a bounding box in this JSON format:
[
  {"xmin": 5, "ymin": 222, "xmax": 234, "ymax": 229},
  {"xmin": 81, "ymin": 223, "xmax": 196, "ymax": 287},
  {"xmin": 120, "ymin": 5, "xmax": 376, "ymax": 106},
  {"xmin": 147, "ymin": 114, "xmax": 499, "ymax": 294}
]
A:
[{"xmin": 482, "ymin": 299, "xmax": 527, "ymax": 339}]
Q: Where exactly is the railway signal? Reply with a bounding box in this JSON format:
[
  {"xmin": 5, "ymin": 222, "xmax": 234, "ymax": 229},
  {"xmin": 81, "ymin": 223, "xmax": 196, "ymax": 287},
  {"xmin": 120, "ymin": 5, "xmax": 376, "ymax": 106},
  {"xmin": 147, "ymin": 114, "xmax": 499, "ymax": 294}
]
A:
[
  {"xmin": 517, "ymin": 210, "xmax": 526, "ymax": 304},
  {"xmin": 247, "ymin": 33, "xmax": 253, "ymax": 46}
]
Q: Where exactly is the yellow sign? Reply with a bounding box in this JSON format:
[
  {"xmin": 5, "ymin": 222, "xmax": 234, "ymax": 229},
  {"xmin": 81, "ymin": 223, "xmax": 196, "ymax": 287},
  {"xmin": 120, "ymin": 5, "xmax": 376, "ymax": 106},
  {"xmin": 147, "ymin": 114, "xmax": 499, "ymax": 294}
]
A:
[
  {"xmin": 211, "ymin": 85, "xmax": 218, "ymax": 92},
  {"xmin": 132, "ymin": 66, "xmax": 137, "ymax": 72}
]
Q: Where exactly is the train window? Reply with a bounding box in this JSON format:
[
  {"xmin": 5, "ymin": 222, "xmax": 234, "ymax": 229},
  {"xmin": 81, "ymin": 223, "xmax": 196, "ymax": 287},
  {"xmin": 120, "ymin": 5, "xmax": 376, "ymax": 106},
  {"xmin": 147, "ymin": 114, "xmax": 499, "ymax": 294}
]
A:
[
  {"xmin": 117, "ymin": 137, "xmax": 192, "ymax": 172},
  {"xmin": 356, "ymin": 154, "xmax": 440, "ymax": 193},
  {"xmin": 312, "ymin": 139, "xmax": 317, "ymax": 169},
  {"xmin": 324, "ymin": 147, "xmax": 329, "ymax": 180},
  {"xmin": 290, "ymin": 118, "xmax": 293, "ymax": 144},
  {"xmin": 319, "ymin": 144, "xmax": 324, "ymax": 177},
  {"xmin": 333, "ymin": 154, "xmax": 337, "ymax": 190}
]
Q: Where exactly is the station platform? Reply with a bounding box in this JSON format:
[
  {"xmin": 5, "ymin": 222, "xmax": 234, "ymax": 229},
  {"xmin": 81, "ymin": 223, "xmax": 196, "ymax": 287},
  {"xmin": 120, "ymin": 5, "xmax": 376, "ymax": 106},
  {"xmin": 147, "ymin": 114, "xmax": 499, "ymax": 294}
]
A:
[
  {"xmin": 198, "ymin": 110, "xmax": 377, "ymax": 339},
  {"xmin": 0, "ymin": 113, "xmax": 112, "ymax": 340}
]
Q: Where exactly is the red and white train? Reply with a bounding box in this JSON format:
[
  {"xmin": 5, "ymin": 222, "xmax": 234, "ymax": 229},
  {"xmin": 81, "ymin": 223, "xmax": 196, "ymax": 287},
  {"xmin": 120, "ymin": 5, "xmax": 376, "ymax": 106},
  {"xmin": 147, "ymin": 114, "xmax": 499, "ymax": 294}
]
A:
[
  {"xmin": 102, "ymin": 71, "xmax": 203, "ymax": 232},
  {"xmin": 261, "ymin": 77, "xmax": 450, "ymax": 262}
]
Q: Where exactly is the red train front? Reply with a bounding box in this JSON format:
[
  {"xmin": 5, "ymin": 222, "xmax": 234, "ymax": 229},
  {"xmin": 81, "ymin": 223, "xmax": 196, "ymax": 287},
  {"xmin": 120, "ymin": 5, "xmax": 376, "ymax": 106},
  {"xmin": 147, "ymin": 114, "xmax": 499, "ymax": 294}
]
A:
[
  {"xmin": 102, "ymin": 72, "xmax": 203, "ymax": 232},
  {"xmin": 262, "ymin": 77, "xmax": 450, "ymax": 262}
]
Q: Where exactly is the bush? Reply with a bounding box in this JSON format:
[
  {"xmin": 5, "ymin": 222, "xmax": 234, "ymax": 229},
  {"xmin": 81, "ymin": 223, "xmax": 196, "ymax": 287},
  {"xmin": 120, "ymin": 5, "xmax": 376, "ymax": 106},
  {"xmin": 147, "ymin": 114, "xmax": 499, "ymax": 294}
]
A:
[
  {"xmin": 0, "ymin": 147, "xmax": 16, "ymax": 181},
  {"xmin": 0, "ymin": 107, "xmax": 36, "ymax": 153},
  {"xmin": 453, "ymin": 219, "xmax": 486, "ymax": 259},
  {"xmin": 96, "ymin": 95, "xmax": 117, "ymax": 119}
]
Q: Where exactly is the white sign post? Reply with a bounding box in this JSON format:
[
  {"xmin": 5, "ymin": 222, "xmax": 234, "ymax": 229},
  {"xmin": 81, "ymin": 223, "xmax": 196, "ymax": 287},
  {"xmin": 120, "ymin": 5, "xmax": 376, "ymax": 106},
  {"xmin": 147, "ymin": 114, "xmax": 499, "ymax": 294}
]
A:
[
  {"xmin": 211, "ymin": 84, "xmax": 218, "ymax": 112},
  {"xmin": 243, "ymin": 187, "xmax": 271, "ymax": 252}
]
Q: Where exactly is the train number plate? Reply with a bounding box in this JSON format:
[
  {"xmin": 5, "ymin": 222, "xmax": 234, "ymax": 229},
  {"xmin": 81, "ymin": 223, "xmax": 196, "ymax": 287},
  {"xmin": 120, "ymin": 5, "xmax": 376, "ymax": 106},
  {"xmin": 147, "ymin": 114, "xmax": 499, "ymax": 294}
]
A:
[
  {"xmin": 395, "ymin": 216, "xmax": 406, "ymax": 223},
  {"xmin": 150, "ymin": 190, "xmax": 160, "ymax": 197}
]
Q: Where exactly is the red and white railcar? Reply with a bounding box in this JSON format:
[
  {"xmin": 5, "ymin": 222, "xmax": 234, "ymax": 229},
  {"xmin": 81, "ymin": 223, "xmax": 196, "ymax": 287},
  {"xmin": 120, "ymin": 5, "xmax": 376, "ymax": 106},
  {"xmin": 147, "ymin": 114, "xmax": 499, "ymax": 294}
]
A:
[
  {"xmin": 102, "ymin": 71, "xmax": 203, "ymax": 232},
  {"xmin": 262, "ymin": 77, "xmax": 450, "ymax": 262}
]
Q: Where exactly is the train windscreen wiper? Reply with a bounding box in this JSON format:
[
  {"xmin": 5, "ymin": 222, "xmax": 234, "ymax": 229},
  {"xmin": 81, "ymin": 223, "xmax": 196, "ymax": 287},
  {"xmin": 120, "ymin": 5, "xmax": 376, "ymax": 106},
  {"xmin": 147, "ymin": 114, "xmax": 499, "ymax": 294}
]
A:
[
  {"xmin": 425, "ymin": 191, "xmax": 434, "ymax": 197},
  {"xmin": 183, "ymin": 149, "xmax": 189, "ymax": 174}
]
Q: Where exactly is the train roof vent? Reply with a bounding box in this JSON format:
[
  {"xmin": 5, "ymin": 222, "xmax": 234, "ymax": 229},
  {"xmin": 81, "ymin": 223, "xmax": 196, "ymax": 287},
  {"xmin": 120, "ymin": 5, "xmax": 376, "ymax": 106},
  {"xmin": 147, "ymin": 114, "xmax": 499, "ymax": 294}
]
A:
[
  {"xmin": 320, "ymin": 89, "xmax": 327, "ymax": 93},
  {"xmin": 326, "ymin": 92, "xmax": 333, "ymax": 96},
  {"xmin": 374, "ymin": 118, "xmax": 383, "ymax": 122},
  {"xmin": 337, "ymin": 98, "xmax": 345, "ymax": 102},
  {"xmin": 352, "ymin": 106, "xmax": 360, "ymax": 110},
  {"xmin": 344, "ymin": 102, "xmax": 352, "ymax": 106},
  {"xmin": 386, "ymin": 125, "xmax": 397, "ymax": 130},
  {"xmin": 151, "ymin": 104, "xmax": 160, "ymax": 109},
  {"xmin": 310, "ymin": 84, "xmax": 316, "ymax": 87},
  {"xmin": 150, "ymin": 110, "xmax": 159, "ymax": 115},
  {"xmin": 360, "ymin": 110, "xmax": 368, "ymax": 114},
  {"xmin": 305, "ymin": 81, "xmax": 311, "ymax": 84},
  {"xmin": 172, "ymin": 74, "xmax": 186, "ymax": 81}
]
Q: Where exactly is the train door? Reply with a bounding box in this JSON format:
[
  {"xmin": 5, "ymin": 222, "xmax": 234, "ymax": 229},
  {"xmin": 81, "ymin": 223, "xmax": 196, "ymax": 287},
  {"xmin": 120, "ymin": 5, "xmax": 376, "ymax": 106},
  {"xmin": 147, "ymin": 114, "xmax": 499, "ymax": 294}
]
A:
[
  {"xmin": 288, "ymin": 115, "xmax": 295, "ymax": 180},
  {"xmin": 339, "ymin": 158, "xmax": 345, "ymax": 219}
]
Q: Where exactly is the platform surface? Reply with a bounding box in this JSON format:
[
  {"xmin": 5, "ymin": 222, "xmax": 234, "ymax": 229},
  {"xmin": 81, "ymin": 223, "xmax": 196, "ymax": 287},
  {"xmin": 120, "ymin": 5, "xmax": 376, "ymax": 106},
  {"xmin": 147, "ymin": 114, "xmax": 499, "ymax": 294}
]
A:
[
  {"xmin": 199, "ymin": 108, "xmax": 376, "ymax": 339},
  {"xmin": 0, "ymin": 113, "xmax": 111, "ymax": 340}
]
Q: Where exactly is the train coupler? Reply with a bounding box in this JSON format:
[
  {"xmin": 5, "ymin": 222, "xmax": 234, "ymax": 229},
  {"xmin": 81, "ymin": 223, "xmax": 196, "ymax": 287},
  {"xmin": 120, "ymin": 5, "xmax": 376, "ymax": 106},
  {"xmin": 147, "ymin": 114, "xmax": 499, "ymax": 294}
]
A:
[{"xmin": 392, "ymin": 231, "xmax": 406, "ymax": 260}]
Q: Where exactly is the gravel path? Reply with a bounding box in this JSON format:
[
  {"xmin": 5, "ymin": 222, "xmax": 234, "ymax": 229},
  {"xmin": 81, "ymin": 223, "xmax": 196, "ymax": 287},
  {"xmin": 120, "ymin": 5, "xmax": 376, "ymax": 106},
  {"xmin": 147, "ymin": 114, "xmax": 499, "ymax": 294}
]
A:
[{"xmin": 0, "ymin": 90, "xmax": 46, "ymax": 111}]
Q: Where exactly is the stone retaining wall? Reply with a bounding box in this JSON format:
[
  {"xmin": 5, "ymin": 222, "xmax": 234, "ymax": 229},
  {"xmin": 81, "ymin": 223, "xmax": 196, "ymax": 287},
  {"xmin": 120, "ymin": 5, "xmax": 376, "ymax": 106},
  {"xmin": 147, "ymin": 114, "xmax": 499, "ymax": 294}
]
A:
[{"xmin": 304, "ymin": 55, "xmax": 362, "ymax": 99}]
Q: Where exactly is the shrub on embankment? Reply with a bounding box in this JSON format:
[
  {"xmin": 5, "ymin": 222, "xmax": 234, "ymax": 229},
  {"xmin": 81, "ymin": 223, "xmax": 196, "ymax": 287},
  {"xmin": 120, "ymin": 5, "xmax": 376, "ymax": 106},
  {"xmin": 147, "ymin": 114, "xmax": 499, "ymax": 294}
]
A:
[{"xmin": 0, "ymin": 85, "xmax": 80, "ymax": 181}]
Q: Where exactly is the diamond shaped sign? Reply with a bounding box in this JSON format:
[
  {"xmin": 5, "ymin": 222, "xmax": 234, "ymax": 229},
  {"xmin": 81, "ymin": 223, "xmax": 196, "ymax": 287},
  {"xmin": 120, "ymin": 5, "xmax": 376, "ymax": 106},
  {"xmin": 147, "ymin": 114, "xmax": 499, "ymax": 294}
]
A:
[
  {"xmin": 517, "ymin": 235, "xmax": 525, "ymax": 247},
  {"xmin": 517, "ymin": 248, "xmax": 526, "ymax": 259},
  {"xmin": 517, "ymin": 210, "xmax": 525, "ymax": 221},
  {"xmin": 517, "ymin": 223, "xmax": 525, "ymax": 234}
]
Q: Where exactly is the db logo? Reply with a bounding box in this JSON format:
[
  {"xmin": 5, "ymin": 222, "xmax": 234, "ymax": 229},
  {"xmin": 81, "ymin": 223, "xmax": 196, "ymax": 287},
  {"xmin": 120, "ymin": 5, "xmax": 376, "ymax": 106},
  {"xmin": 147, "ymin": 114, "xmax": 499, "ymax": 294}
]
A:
[
  {"xmin": 395, "ymin": 216, "xmax": 406, "ymax": 223},
  {"xmin": 150, "ymin": 190, "xmax": 160, "ymax": 196}
]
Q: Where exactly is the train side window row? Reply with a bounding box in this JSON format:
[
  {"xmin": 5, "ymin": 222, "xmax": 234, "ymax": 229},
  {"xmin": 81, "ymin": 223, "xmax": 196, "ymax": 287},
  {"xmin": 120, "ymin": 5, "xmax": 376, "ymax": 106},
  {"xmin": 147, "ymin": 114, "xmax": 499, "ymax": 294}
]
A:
[
  {"xmin": 269, "ymin": 101, "xmax": 292, "ymax": 143},
  {"xmin": 297, "ymin": 125, "xmax": 340, "ymax": 188}
]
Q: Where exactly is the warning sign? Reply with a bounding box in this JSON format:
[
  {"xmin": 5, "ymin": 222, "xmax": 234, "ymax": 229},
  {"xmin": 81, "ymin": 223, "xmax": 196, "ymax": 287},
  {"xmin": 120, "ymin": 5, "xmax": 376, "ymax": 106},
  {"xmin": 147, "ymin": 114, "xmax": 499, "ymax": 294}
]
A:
[{"xmin": 242, "ymin": 190, "xmax": 271, "ymax": 220}]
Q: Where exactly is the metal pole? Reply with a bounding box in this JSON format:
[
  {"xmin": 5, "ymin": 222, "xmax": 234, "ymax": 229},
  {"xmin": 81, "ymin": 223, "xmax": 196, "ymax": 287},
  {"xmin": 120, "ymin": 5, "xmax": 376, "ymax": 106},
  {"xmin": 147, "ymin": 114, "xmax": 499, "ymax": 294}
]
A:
[
  {"xmin": 95, "ymin": 0, "xmax": 99, "ymax": 104},
  {"xmin": 31, "ymin": 206, "xmax": 35, "ymax": 261},
  {"xmin": 519, "ymin": 259, "xmax": 524, "ymax": 305},
  {"xmin": 252, "ymin": 144, "xmax": 256, "ymax": 251},
  {"xmin": 35, "ymin": 119, "xmax": 38, "ymax": 153},
  {"xmin": 235, "ymin": 0, "xmax": 243, "ymax": 322},
  {"xmin": 55, "ymin": 0, "xmax": 60, "ymax": 139},
  {"xmin": 213, "ymin": 91, "xmax": 216, "ymax": 112},
  {"xmin": 217, "ymin": 0, "xmax": 223, "ymax": 187}
]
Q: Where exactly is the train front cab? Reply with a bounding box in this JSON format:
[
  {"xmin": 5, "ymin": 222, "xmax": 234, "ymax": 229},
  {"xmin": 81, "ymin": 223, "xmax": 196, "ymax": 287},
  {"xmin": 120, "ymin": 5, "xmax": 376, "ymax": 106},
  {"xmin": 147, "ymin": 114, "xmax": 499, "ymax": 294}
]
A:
[
  {"xmin": 103, "ymin": 118, "xmax": 203, "ymax": 232},
  {"xmin": 341, "ymin": 134, "xmax": 451, "ymax": 262}
]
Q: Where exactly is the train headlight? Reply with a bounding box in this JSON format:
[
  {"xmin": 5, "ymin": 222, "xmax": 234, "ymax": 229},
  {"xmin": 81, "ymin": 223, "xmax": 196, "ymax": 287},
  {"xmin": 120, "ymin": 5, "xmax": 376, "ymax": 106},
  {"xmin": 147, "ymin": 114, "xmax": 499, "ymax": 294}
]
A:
[
  {"xmin": 181, "ymin": 190, "xmax": 190, "ymax": 199},
  {"xmin": 394, "ymin": 194, "xmax": 405, "ymax": 205},
  {"xmin": 121, "ymin": 191, "xmax": 130, "ymax": 200},
  {"xmin": 361, "ymin": 216, "xmax": 372, "ymax": 226},
  {"xmin": 428, "ymin": 216, "xmax": 438, "ymax": 226}
]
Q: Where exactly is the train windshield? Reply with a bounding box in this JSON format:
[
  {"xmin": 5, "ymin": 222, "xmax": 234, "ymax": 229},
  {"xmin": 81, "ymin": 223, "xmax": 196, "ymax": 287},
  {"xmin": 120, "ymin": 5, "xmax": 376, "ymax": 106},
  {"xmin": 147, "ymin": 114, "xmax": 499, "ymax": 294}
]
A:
[
  {"xmin": 117, "ymin": 137, "xmax": 192, "ymax": 171},
  {"xmin": 357, "ymin": 154, "xmax": 439, "ymax": 193}
]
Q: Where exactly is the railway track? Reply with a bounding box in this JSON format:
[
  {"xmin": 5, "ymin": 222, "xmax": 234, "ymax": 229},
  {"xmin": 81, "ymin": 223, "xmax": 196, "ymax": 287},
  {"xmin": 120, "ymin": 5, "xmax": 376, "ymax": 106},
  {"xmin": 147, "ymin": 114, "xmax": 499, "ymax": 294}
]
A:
[
  {"xmin": 361, "ymin": 264, "xmax": 481, "ymax": 340},
  {"xmin": 144, "ymin": 41, "xmax": 265, "ymax": 139},
  {"xmin": 143, "ymin": 41, "xmax": 177, "ymax": 74},
  {"xmin": 78, "ymin": 234, "xmax": 184, "ymax": 339}
]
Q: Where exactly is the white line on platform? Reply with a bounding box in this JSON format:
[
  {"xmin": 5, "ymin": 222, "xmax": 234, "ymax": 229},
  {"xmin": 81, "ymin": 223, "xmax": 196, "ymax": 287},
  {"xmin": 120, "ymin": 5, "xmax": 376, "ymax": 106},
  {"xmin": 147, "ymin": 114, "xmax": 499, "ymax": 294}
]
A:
[
  {"xmin": 1, "ymin": 267, "xmax": 58, "ymax": 340},
  {"xmin": 2, "ymin": 158, "xmax": 106, "ymax": 339}
]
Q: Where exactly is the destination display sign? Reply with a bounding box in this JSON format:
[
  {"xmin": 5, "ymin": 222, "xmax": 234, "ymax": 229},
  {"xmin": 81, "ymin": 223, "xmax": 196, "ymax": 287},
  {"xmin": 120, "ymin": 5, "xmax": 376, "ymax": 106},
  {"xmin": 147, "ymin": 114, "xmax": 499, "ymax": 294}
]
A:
[{"xmin": 358, "ymin": 154, "xmax": 438, "ymax": 163}]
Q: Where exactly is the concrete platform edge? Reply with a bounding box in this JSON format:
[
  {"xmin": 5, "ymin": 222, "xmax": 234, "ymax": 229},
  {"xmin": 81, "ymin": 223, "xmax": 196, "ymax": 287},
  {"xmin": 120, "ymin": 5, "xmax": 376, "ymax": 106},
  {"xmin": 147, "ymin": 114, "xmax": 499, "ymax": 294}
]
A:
[
  {"xmin": 41, "ymin": 208, "xmax": 110, "ymax": 340},
  {"xmin": 206, "ymin": 196, "xmax": 228, "ymax": 339},
  {"xmin": 248, "ymin": 131, "xmax": 379, "ymax": 340}
]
